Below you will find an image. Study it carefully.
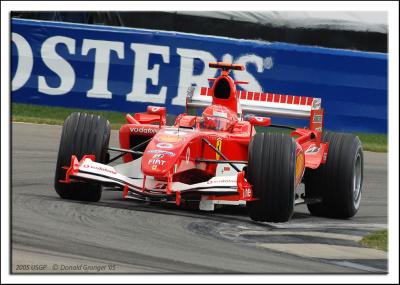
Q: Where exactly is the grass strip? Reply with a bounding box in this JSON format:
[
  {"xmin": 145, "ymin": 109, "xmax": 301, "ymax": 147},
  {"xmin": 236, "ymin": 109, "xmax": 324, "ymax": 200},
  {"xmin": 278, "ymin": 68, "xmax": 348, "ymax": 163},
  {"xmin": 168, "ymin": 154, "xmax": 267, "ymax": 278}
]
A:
[
  {"xmin": 360, "ymin": 229, "xmax": 388, "ymax": 251},
  {"xmin": 12, "ymin": 103, "xmax": 387, "ymax": 152},
  {"xmin": 12, "ymin": 103, "xmax": 127, "ymax": 129}
]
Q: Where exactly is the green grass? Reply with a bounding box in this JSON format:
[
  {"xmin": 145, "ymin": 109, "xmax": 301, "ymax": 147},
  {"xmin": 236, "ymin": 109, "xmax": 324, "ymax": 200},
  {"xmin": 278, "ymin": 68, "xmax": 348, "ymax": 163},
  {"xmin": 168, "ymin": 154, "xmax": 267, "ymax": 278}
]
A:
[
  {"xmin": 256, "ymin": 127, "xmax": 387, "ymax": 153},
  {"xmin": 12, "ymin": 103, "xmax": 387, "ymax": 152},
  {"xmin": 360, "ymin": 229, "xmax": 388, "ymax": 251},
  {"xmin": 354, "ymin": 132, "xmax": 387, "ymax": 153},
  {"xmin": 12, "ymin": 103, "xmax": 127, "ymax": 130}
]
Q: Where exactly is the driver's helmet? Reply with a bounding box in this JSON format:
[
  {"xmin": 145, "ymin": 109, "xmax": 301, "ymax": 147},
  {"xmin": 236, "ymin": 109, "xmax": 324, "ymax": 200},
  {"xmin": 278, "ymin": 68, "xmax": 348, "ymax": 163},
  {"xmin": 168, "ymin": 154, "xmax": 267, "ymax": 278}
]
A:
[{"xmin": 200, "ymin": 105, "xmax": 237, "ymax": 131}]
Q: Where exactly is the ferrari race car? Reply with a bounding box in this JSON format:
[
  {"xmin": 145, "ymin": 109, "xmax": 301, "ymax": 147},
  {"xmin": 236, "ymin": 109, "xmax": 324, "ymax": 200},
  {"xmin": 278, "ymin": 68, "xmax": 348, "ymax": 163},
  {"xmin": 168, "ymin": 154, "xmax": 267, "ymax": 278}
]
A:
[{"xmin": 55, "ymin": 62, "xmax": 364, "ymax": 222}]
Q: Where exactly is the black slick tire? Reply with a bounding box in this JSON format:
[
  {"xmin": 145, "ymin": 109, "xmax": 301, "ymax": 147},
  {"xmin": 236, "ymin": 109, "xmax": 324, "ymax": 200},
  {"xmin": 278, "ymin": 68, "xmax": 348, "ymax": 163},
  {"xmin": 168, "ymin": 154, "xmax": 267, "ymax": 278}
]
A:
[
  {"xmin": 305, "ymin": 131, "xmax": 363, "ymax": 218},
  {"xmin": 54, "ymin": 112, "xmax": 110, "ymax": 202},
  {"xmin": 246, "ymin": 133, "xmax": 296, "ymax": 222}
]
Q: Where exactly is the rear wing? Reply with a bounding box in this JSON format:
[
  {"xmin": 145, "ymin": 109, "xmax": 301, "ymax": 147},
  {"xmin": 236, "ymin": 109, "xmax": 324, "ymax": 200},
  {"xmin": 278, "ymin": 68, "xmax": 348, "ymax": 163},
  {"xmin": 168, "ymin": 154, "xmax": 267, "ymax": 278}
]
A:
[
  {"xmin": 186, "ymin": 87, "xmax": 324, "ymax": 131},
  {"xmin": 187, "ymin": 86, "xmax": 321, "ymax": 119}
]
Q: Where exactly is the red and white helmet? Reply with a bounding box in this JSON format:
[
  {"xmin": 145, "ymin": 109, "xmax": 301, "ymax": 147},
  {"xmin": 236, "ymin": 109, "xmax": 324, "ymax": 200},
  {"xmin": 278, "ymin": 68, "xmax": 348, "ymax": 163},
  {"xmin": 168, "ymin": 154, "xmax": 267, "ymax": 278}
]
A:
[{"xmin": 200, "ymin": 105, "xmax": 238, "ymax": 131}]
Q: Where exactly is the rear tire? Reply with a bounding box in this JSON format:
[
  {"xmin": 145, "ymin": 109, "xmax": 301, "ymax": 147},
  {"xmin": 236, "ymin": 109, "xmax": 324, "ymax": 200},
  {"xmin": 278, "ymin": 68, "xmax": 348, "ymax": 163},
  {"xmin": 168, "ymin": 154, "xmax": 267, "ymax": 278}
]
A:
[
  {"xmin": 54, "ymin": 112, "xmax": 110, "ymax": 202},
  {"xmin": 246, "ymin": 133, "xmax": 296, "ymax": 222},
  {"xmin": 305, "ymin": 131, "xmax": 363, "ymax": 218}
]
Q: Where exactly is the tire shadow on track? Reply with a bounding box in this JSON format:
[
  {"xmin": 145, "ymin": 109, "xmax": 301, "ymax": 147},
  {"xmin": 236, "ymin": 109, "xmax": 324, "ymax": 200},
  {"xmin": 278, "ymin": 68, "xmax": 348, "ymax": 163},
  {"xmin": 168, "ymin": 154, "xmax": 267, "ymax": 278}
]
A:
[{"xmin": 18, "ymin": 190, "xmax": 314, "ymax": 231}]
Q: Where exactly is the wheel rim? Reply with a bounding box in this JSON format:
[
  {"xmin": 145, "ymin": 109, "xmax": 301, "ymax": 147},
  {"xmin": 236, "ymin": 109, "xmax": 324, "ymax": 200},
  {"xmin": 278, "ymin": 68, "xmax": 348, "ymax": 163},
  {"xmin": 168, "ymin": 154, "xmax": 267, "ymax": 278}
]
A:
[{"xmin": 353, "ymin": 152, "xmax": 362, "ymax": 209}]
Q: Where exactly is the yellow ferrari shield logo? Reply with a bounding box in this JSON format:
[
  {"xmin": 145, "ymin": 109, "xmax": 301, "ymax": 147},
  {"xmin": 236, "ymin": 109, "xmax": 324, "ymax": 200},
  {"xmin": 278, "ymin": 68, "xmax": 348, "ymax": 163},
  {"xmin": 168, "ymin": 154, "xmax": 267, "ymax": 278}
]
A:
[{"xmin": 216, "ymin": 138, "xmax": 222, "ymax": 160}]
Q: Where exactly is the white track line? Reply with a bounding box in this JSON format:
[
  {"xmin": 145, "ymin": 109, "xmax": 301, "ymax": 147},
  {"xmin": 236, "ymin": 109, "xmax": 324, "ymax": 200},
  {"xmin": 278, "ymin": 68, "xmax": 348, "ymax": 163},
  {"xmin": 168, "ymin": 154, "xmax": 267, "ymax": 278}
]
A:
[
  {"xmin": 262, "ymin": 222, "xmax": 387, "ymax": 230},
  {"xmin": 232, "ymin": 230, "xmax": 362, "ymax": 242},
  {"xmin": 328, "ymin": 260, "xmax": 386, "ymax": 273},
  {"xmin": 256, "ymin": 243, "xmax": 387, "ymax": 260},
  {"xmin": 12, "ymin": 121, "xmax": 62, "ymax": 127}
]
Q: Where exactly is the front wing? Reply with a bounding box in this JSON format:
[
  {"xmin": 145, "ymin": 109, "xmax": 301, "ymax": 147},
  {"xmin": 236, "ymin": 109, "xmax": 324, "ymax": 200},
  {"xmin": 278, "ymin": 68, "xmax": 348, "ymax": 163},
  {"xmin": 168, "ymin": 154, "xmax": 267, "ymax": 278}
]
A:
[{"xmin": 60, "ymin": 155, "xmax": 253, "ymax": 208}]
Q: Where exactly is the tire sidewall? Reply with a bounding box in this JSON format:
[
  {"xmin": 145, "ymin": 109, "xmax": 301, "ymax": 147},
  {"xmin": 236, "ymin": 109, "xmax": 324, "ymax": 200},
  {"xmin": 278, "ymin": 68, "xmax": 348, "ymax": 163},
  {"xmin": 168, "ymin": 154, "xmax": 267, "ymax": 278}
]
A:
[{"xmin": 350, "ymin": 143, "xmax": 363, "ymax": 213}]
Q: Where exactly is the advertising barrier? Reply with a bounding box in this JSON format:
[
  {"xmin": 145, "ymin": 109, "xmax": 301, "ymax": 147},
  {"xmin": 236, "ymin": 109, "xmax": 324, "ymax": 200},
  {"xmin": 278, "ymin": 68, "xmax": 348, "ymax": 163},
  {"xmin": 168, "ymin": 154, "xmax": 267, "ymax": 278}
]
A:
[{"xmin": 11, "ymin": 18, "xmax": 387, "ymax": 133}]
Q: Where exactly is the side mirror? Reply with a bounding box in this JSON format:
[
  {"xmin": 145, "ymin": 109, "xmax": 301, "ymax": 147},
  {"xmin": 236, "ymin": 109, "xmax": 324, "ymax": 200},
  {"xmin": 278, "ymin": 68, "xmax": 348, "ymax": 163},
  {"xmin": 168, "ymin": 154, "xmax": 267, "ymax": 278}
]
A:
[
  {"xmin": 147, "ymin": 106, "xmax": 166, "ymax": 116},
  {"xmin": 145, "ymin": 106, "xmax": 166, "ymax": 126},
  {"xmin": 246, "ymin": 115, "xmax": 271, "ymax": 127}
]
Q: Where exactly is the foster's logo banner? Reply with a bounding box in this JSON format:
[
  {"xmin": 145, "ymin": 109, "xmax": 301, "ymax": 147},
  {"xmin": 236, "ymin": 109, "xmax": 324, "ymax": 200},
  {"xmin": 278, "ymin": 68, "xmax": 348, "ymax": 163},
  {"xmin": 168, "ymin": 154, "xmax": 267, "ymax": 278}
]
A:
[{"xmin": 11, "ymin": 19, "xmax": 387, "ymax": 133}]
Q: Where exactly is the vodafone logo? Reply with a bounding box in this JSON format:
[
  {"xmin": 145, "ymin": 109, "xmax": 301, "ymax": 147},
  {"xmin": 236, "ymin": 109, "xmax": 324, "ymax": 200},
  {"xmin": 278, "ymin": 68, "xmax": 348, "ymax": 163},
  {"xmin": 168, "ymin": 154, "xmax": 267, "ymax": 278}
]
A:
[
  {"xmin": 151, "ymin": 107, "xmax": 160, "ymax": 112},
  {"xmin": 254, "ymin": 116, "xmax": 264, "ymax": 122},
  {"xmin": 83, "ymin": 164, "xmax": 117, "ymax": 174},
  {"xmin": 129, "ymin": 127, "xmax": 157, "ymax": 134},
  {"xmin": 207, "ymin": 179, "xmax": 235, "ymax": 184},
  {"xmin": 156, "ymin": 142, "xmax": 173, "ymax": 149}
]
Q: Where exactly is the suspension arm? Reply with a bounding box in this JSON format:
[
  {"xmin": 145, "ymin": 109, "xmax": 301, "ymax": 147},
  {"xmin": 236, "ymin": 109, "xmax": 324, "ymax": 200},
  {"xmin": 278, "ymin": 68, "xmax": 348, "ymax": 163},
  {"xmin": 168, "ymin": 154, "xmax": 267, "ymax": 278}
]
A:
[{"xmin": 201, "ymin": 138, "xmax": 242, "ymax": 172}]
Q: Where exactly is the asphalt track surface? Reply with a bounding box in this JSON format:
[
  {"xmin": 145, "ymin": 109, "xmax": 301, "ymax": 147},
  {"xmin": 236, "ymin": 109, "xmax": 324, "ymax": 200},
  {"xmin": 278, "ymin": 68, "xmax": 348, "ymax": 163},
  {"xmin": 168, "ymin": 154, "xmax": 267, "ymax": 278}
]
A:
[{"xmin": 11, "ymin": 122, "xmax": 388, "ymax": 273}]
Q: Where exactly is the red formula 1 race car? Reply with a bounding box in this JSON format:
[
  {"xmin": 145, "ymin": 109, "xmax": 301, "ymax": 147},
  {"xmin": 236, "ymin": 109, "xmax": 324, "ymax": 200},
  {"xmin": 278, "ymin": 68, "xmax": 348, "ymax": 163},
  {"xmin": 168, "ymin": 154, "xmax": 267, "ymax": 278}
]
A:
[{"xmin": 55, "ymin": 62, "xmax": 364, "ymax": 222}]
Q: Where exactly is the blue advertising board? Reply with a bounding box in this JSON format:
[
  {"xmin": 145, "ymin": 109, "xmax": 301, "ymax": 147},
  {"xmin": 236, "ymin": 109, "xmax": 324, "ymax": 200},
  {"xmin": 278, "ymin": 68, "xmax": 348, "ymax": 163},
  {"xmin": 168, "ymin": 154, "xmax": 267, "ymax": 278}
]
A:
[{"xmin": 11, "ymin": 18, "xmax": 387, "ymax": 133}]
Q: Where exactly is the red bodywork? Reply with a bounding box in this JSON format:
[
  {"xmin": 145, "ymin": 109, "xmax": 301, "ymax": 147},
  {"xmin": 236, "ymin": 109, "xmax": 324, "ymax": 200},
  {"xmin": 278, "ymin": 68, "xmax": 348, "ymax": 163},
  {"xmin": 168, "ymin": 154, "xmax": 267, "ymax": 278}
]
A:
[
  {"xmin": 62, "ymin": 62, "xmax": 328, "ymax": 207},
  {"xmin": 111, "ymin": 62, "xmax": 328, "ymax": 205}
]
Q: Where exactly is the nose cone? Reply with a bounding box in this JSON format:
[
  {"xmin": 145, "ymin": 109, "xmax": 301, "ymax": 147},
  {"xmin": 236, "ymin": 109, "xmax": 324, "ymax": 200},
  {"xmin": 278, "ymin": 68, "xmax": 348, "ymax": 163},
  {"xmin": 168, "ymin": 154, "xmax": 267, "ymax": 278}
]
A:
[
  {"xmin": 142, "ymin": 150, "xmax": 177, "ymax": 176},
  {"xmin": 141, "ymin": 128, "xmax": 192, "ymax": 176}
]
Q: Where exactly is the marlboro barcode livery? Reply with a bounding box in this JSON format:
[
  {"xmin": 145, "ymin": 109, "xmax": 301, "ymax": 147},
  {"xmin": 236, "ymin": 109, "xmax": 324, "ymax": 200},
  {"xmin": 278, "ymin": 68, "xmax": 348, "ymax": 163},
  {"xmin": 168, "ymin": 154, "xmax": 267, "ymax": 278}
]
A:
[{"xmin": 55, "ymin": 62, "xmax": 364, "ymax": 222}]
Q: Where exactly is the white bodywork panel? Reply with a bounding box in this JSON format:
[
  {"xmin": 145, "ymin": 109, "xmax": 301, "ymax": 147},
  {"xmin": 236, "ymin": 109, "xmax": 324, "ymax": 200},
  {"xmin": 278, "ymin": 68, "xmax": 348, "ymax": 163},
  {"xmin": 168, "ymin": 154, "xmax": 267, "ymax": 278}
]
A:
[
  {"xmin": 199, "ymin": 196, "xmax": 246, "ymax": 211},
  {"xmin": 71, "ymin": 158, "xmax": 245, "ymax": 201},
  {"xmin": 69, "ymin": 157, "xmax": 248, "ymax": 210},
  {"xmin": 215, "ymin": 163, "xmax": 246, "ymax": 177}
]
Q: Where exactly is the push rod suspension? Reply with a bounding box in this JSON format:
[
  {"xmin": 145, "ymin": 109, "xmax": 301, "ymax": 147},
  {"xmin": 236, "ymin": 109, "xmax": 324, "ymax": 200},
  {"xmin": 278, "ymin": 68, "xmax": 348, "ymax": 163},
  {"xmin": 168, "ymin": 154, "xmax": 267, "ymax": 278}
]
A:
[
  {"xmin": 107, "ymin": 138, "xmax": 151, "ymax": 164},
  {"xmin": 201, "ymin": 138, "xmax": 241, "ymax": 172}
]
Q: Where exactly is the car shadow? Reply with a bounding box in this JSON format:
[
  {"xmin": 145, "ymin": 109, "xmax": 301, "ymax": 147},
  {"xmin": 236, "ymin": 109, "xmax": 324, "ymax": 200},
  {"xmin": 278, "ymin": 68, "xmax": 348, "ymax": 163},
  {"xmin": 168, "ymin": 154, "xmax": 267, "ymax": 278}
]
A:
[{"xmin": 25, "ymin": 191, "xmax": 315, "ymax": 228}]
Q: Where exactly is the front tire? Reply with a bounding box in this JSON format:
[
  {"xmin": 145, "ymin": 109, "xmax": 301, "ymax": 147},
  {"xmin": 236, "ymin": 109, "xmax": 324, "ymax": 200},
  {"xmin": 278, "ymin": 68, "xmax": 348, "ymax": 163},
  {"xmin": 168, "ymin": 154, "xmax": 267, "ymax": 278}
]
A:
[
  {"xmin": 305, "ymin": 131, "xmax": 364, "ymax": 218},
  {"xmin": 54, "ymin": 112, "xmax": 110, "ymax": 202},
  {"xmin": 246, "ymin": 133, "xmax": 296, "ymax": 222}
]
